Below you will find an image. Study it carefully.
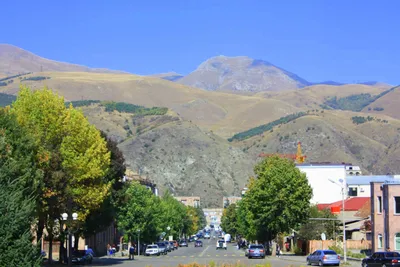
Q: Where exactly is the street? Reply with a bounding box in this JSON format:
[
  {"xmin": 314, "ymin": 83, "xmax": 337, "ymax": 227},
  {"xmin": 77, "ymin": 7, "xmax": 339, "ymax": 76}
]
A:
[{"xmin": 87, "ymin": 238, "xmax": 360, "ymax": 267}]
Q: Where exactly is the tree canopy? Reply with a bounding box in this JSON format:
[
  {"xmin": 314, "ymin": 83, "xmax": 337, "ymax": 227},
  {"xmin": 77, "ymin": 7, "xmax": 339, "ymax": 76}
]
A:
[
  {"xmin": 0, "ymin": 108, "xmax": 42, "ymax": 266},
  {"xmin": 237, "ymin": 156, "xmax": 313, "ymax": 242}
]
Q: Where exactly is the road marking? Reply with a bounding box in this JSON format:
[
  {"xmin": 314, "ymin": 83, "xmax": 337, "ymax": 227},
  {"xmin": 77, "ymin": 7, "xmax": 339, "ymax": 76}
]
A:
[
  {"xmin": 181, "ymin": 256, "xmax": 186, "ymax": 258},
  {"xmin": 173, "ymin": 256, "xmax": 178, "ymax": 258},
  {"xmin": 190, "ymin": 256, "xmax": 194, "ymax": 258},
  {"xmin": 207, "ymin": 254, "xmax": 211, "ymax": 257},
  {"xmin": 199, "ymin": 245, "xmax": 210, "ymax": 257},
  {"xmin": 224, "ymin": 254, "xmax": 228, "ymax": 256},
  {"xmin": 216, "ymin": 255, "xmax": 219, "ymax": 257},
  {"xmin": 232, "ymin": 254, "xmax": 236, "ymax": 256}
]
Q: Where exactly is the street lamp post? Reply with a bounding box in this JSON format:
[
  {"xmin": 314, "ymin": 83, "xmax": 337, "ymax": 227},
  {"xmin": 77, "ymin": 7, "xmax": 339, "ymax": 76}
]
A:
[
  {"xmin": 329, "ymin": 178, "xmax": 347, "ymax": 264},
  {"xmin": 167, "ymin": 226, "xmax": 171, "ymax": 241},
  {"xmin": 137, "ymin": 229, "xmax": 141, "ymax": 257},
  {"xmin": 61, "ymin": 212, "xmax": 78, "ymax": 267}
]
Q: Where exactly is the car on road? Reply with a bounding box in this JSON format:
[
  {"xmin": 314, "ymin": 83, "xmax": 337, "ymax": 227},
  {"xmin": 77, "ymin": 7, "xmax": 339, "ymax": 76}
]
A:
[
  {"xmin": 216, "ymin": 239, "xmax": 227, "ymax": 250},
  {"xmin": 145, "ymin": 244, "xmax": 160, "ymax": 256},
  {"xmin": 188, "ymin": 236, "xmax": 195, "ymax": 242},
  {"xmin": 172, "ymin": 240, "xmax": 179, "ymax": 249},
  {"xmin": 247, "ymin": 244, "xmax": 265, "ymax": 259},
  {"xmin": 164, "ymin": 241, "xmax": 172, "ymax": 252},
  {"xmin": 71, "ymin": 250, "xmax": 93, "ymax": 265},
  {"xmin": 179, "ymin": 240, "xmax": 188, "ymax": 247},
  {"xmin": 195, "ymin": 240, "xmax": 203, "ymax": 247},
  {"xmin": 361, "ymin": 251, "xmax": 400, "ymax": 267},
  {"xmin": 156, "ymin": 242, "xmax": 168, "ymax": 255},
  {"xmin": 204, "ymin": 233, "xmax": 211, "ymax": 239},
  {"xmin": 169, "ymin": 241, "xmax": 176, "ymax": 250},
  {"xmin": 306, "ymin": 250, "xmax": 340, "ymax": 266}
]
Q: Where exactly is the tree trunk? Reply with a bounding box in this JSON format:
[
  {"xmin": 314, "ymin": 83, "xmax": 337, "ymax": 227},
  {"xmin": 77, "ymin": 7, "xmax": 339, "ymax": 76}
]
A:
[
  {"xmin": 48, "ymin": 233, "xmax": 53, "ymax": 264},
  {"xmin": 37, "ymin": 216, "xmax": 45, "ymax": 244},
  {"xmin": 74, "ymin": 233, "xmax": 79, "ymax": 250}
]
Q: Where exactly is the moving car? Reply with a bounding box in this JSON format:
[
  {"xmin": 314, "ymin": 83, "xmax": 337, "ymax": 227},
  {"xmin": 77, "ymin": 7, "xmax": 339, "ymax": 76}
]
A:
[
  {"xmin": 179, "ymin": 240, "xmax": 188, "ymax": 247},
  {"xmin": 362, "ymin": 251, "xmax": 400, "ymax": 267},
  {"xmin": 71, "ymin": 250, "xmax": 93, "ymax": 265},
  {"xmin": 204, "ymin": 233, "xmax": 211, "ymax": 239},
  {"xmin": 195, "ymin": 240, "xmax": 203, "ymax": 247},
  {"xmin": 247, "ymin": 244, "xmax": 265, "ymax": 259},
  {"xmin": 306, "ymin": 250, "xmax": 340, "ymax": 266},
  {"xmin": 216, "ymin": 239, "xmax": 227, "ymax": 250},
  {"xmin": 145, "ymin": 245, "xmax": 160, "ymax": 256}
]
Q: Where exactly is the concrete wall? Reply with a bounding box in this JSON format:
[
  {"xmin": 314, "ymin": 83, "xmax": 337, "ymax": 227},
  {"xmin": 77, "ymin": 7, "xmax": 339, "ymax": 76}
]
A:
[{"xmin": 297, "ymin": 165, "xmax": 347, "ymax": 204}]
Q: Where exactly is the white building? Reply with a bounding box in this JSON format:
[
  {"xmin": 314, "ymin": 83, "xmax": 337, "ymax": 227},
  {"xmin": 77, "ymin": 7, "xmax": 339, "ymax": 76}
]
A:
[
  {"xmin": 297, "ymin": 163, "xmax": 353, "ymax": 204},
  {"xmin": 346, "ymin": 165, "xmax": 362, "ymax": 176},
  {"xmin": 347, "ymin": 175, "xmax": 400, "ymax": 197}
]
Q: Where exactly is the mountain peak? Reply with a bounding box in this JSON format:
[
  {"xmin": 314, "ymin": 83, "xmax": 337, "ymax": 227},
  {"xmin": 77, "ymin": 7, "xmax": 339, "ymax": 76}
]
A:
[{"xmin": 178, "ymin": 55, "xmax": 310, "ymax": 92}]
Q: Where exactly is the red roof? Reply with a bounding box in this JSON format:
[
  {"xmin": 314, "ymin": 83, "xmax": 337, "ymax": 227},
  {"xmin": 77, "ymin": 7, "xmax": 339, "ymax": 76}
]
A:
[{"xmin": 318, "ymin": 197, "xmax": 370, "ymax": 211}]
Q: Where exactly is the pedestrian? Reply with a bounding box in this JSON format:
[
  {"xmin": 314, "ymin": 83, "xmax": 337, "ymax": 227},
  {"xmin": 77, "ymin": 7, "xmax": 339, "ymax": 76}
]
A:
[
  {"xmin": 276, "ymin": 243, "xmax": 281, "ymax": 258},
  {"xmin": 129, "ymin": 244, "xmax": 135, "ymax": 260},
  {"xmin": 106, "ymin": 244, "xmax": 111, "ymax": 257}
]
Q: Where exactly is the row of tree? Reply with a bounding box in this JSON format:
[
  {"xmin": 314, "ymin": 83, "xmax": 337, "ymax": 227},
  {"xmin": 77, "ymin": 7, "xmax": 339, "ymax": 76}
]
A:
[
  {"xmin": 117, "ymin": 182, "xmax": 206, "ymax": 244},
  {"xmin": 0, "ymin": 86, "xmax": 203, "ymax": 265},
  {"xmin": 221, "ymin": 156, "xmax": 339, "ymax": 252}
]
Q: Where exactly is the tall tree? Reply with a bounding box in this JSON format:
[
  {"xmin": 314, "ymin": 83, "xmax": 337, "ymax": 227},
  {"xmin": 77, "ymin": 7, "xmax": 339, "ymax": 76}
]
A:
[
  {"xmin": 159, "ymin": 191, "xmax": 187, "ymax": 239},
  {"xmin": 117, "ymin": 182, "xmax": 162, "ymax": 243},
  {"xmin": 11, "ymin": 86, "xmax": 111, "ymax": 251},
  {"xmin": 240, "ymin": 156, "xmax": 313, "ymax": 243},
  {"xmin": 0, "ymin": 108, "xmax": 42, "ymax": 266},
  {"xmin": 221, "ymin": 204, "xmax": 238, "ymax": 236}
]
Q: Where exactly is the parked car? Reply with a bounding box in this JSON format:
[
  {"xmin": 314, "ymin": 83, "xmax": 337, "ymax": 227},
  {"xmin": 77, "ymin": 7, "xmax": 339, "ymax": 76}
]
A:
[
  {"xmin": 362, "ymin": 251, "xmax": 400, "ymax": 267},
  {"xmin": 71, "ymin": 250, "xmax": 93, "ymax": 265},
  {"xmin": 247, "ymin": 244, "xmax": 265, "ymax": 259},
  {"xmin": 169, "ymin": 242, "xmax": 176, "ymax": 250},
  {"xmin": 216, "ymin": 239, "xmax": 227, "ymax": 250},
  {"xmin": 188, "ymin": 236, "xmax": 195, "ymax": 242},
  {"xmin": 145, "ymin": 245, "xmax": 160, "ymax": 256},
  {"xmin": 164, "ymin": 241, "xmax": 172, "ymax": 252},
  {"xmin": 179, "ymin": 240, "xmax": 188, "ymax": 247},
  {"xmin": 195, "ymin": 240, "xmax": 203, "ymax": 247},
  {"xmin": 172, "ymin": 240, "xmax": 179, "ymax": 249},
  {"xmin": 307, "ymin": 250, "xmax": 340, "ymax": 266},
  {"xmin": 156, "ymin": 242, "xmax": 168, "ymax": 255}
]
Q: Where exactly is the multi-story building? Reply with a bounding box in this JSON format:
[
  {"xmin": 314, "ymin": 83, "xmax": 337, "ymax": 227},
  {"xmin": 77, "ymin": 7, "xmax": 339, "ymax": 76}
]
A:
[
  {"xmin": 371, "ymin": 180, "xmax": 400, "ymax": 252},
  {"xmin": 223, "ymin": 196, "xmax": 242, "ymax": 208},
  {"xmin": 203, "ymin": 208, "xmax": 223, "ymax": 227},
  {"xmin": 174, "ymin": 196, "xmax": 201, "ymax": 208},
  {"xmin": 347, "ymin": 175, "xmax": 400, "ymax": 198}
]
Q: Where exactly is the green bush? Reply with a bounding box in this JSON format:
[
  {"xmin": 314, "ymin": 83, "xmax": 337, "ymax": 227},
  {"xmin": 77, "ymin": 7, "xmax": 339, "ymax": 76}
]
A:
[
  {"xmin": 21, "ymin": 76, "xmax": 50, "ymax": 81},
  {"xmin": 228, "ymin": 112, "xmax": 307, "ymax": 142},
  {"xmin": 101, "ymin": 101, "xmax": 168, "ymax": 116}
]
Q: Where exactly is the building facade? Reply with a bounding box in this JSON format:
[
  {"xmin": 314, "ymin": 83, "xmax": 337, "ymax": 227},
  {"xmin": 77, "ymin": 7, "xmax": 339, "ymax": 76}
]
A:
[
  {"xmin": 223, "ymin": 196, "xmax": 242, "ymax": 208},
  {"xmin": 203, "ymin": 208, "xmax": 223, "ymax": 226},
  {"xmin": 371, "ymin": 181, "xmax": 400, "ymax": 252},
  {"xmin": 174, "ymin": 196, "xmax": 201, "ymax": 208},
  {"xmin": 297, "ymin": 163, "xmax": 353, "ymax": 204},
  {"xmin": 347, "ymin": 175, "xmax": 400, "ymax": 198}
]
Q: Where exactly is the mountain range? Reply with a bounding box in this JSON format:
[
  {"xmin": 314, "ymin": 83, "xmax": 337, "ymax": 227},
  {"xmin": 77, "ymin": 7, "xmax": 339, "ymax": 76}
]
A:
[{"xmin": 0, "ymin": 43, "xmax": 399, "ymax": 207}]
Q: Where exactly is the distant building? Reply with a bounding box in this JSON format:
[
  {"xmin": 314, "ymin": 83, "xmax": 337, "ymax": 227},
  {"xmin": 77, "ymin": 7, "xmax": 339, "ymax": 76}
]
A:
[
  {"xmin": 371, "ymin": 180, "xmax": 400, "ymax": 252},
  {"xmin": 223, "ymin": 196, "xmax": 242, "ymax": 208},
  {"xmin": 296, "ymin": 163, "xmax": 359, "ymax": 204},
  {"xmin": 347, "ymin": 175, "xmax": 400, "ymax": 198},
  {"xmin": 203, "ymin": 208, "xmax": 223, "ymax": 226},
  {"xmin": 346, "ymin": 165, "xmax": 362, "ymax": 176},
  {"xmin": 123, "ymin": 172, "xmax": 158, "ymax": 196},
  {"xmin": 174, "ymin": 196, "xmax": 201, "ymax": 208}
]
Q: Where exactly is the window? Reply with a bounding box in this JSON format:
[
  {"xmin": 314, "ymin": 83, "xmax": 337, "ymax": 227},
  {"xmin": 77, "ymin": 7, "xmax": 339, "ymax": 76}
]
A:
[
  {"xmin": 396, "ymin": 233, "xmax": 400, "ymax": 251},
  {"xmin": 377, "ymin": 196, "xmax": 382, "ymax": 213},
  {"xmin": 395, "ymin": 197, "xmax": 400, "ymax": 214},
  {"xmin": 378, "ymin": 234, "xmax": 383, "ymax": 248},
  {"xmin": 348, "ymin": 187, "xmax": 358, "ymax": 197}
]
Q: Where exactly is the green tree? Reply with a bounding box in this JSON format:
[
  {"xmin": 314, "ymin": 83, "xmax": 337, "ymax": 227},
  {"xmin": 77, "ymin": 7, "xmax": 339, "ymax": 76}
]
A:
[
  {"xmin": 159, "ymin": 191, "xmax": 187, "ymax": 239},
  {"xmin": 298, "ymin": 205, "xmax": 339, "ymax": 241},
  {"xmin": 117, "ymin": 182, "xmax": 162, "ymax": 243},
  {"xmin": 240, "ymin": 156, "xmax": 313, "ymax": 244},
  {"xmin": 0, "ymin": 108, "xmax": 43, "ymax": 267},
  {"xmin": 11, "ymin": 86, "xmax": 111, "ymax": 260},
  {"xmin": 221, "ymin": 204, "xmax": 238, "ymax": 236},
  {"xmin": 195, "ymin": 207, "xmax": 207, "ymax": 230}
]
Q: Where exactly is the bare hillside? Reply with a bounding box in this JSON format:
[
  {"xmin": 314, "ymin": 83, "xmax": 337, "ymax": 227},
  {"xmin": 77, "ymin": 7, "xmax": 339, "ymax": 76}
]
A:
[
  {"xmin": 0, "ymin": 44, "xmax": 126, "ymax": 75},
  {"xmin": 81, "ymin": 105, "xmax": 253, "ymax": 208}
]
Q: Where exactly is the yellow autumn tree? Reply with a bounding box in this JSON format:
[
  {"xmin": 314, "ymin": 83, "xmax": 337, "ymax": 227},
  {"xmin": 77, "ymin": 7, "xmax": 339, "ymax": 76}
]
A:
[{"xmin": 11, "ymin": 86, "xmax": 110, "ymax": 243}]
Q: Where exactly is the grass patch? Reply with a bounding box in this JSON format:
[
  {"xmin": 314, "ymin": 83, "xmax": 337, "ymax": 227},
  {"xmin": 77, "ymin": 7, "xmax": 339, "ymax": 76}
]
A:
[
  {"xmin": 322, "ymin": 85, "xmax": 400, "ymax": 111},
  {"xmin": 228, "ymin": 112, "xmax": 307, "ymax": 142},
  {"xmin": 102, "ymin": 101, "xmax": 168, "ymax": 116}
]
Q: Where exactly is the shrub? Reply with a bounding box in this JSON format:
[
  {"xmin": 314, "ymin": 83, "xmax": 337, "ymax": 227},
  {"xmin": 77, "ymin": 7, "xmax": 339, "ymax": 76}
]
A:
[
  {"xmin": 373, "ymin": 107, "xmax": 384, "ymax": 111},
  {"xmin": 21, "ymin": 76, "xmax": 50, "ymax": 81}
]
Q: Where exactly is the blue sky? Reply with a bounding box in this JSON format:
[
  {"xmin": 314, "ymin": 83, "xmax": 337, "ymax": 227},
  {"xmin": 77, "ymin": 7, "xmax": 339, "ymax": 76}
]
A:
[{"xmin": 1, "ymin": 0, "xmax": 399, "ymax": 84}]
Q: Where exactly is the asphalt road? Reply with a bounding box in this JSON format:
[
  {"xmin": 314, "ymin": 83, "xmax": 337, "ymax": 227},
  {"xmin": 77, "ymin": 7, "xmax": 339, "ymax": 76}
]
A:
[{"xmin": 89, "ymin": 238, "xmax": 319, "ymax": 267}]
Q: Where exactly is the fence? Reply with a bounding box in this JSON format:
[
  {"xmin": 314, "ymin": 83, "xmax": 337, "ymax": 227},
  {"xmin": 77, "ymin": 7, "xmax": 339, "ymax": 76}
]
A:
[{"xmin": 307, "ymin": 239, "xmax": 371, "ymax": 254}]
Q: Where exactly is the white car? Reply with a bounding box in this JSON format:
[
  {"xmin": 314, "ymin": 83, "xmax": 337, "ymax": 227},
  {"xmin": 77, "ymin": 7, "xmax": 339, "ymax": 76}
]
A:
[
  {"xmin": 145, "ymin": 245, "xmax": 160, "ymax": 256},
  {"xmin": 216, "ymin": 240, "xmax": 227, "ymax": 250},
  {"xmin": 204, "ymin": 233, "xmax": 211, "ymax": 239}
]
